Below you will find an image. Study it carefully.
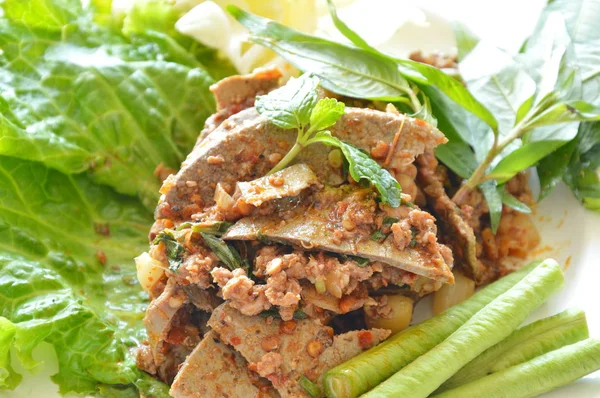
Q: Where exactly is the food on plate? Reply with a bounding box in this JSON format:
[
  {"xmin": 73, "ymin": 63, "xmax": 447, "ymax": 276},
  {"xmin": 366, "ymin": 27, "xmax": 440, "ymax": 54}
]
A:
[
  {"xmin": 322, "ymin": 261, "xmax": 543, "ymax": 397},
  {"xmin": 0, "ymin": 1, "xmax": 599, "ymax": 397}
]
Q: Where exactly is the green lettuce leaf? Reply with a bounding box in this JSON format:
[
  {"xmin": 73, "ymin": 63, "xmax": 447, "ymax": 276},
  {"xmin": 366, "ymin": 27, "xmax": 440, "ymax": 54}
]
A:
[
  {"xmin": 0, "ymin": 155, "xmax": 168, "ymax": 396},
  {"xmin": 0, "ymin": 6, "xmax": 215, "ymax": 209}
]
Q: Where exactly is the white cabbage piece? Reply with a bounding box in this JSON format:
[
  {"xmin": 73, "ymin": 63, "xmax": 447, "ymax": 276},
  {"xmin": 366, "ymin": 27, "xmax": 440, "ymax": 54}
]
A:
[{"xmin": 175, "ymin": 0, "xmax": 318, "ymax": 75}]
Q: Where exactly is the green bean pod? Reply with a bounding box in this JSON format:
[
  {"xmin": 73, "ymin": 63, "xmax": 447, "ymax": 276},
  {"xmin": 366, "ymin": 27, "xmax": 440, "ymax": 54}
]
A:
[
  {"xmin": 439, "ymin": 308, "xmax": 589, "ymax": 391},
  {"xmin": 432, "ymin": 338, "xmax": 600, "ymax": 398},
  {"xmin": 362, "ymin": 259, "xmax": 564, "ymax": 398}
]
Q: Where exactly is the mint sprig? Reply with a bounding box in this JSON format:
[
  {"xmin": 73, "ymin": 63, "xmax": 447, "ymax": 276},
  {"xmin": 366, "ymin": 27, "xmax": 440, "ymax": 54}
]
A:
[{"xmin": 255, "ymin": 75, "xmax": 402, "ymax": 207}]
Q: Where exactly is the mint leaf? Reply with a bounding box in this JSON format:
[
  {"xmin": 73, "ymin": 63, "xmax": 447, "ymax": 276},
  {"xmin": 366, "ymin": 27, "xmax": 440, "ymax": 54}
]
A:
[
  {"xmin": 312, "ymin": 131, "xmax": 402, "ymax": 207},
  {"xmin": 340, "ymin": 141, "xmax": 402, "ymax": 207},
  {"xmin": 256, "ymin": 74, "xmax": 319, "ymax": 130},
  {"xmin": 309, "ymin": 98, "xmax": 346, "ymax": 133}
]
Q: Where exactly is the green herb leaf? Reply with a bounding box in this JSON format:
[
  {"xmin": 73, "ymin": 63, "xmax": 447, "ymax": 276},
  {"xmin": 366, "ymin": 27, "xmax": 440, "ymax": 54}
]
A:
[
  {"xmin": 259, "ymin": 308, "xmax": 308, "ymax": 320},
  {"xmin": 309, "ymin": 98, "xmax": 346, "ymax": 133},
  {"xmin": 480, "ymin": 181, "xmax": 504, "ymax": 234},
  {"xmin": 153, "ymin": 230, "xmax": 185, "ymax": 272},
  {"xmin": 536, "ymin": 138, "xmax": 578, "ymax": 200},
  {"xmin": 0, "ymin": 155, "xmax": 168, "ymax": 396},
  {"xmin": 531, "ymin": 0, "xmax": 600, "ymax": 105},
  {"xmin": 325, "ymin": 0, "xmax": 377, "ymax": 52},
  {"xmin": 201, "ymin": 233, "xmax": 248, "ymax": 271},
  {"xmin": 370, "ymin": 230, "xmax": 388, "ymax": 242},
  {"xmin": 526, "ymin": 100, "xmax": 600, "ymax": 128},
  {"xmin": 340, "ymin": 254, "xmax": 371, "ymax": 268},
  {"xmin": 176, "ymin": 221, "xmax": 233, "ymax": 235},
  {"xmin": 383, "ymin": 216, "xmax": 400, "ymax": 227},
  {"xmin": 229, "ymin": 6, "xmax": 498, "ymax": 131},
  {"xmin": 341, "ymin": 141, "xmax": 402, "ymax": 207},
  {"xmin": 311, "ymin": 131, "xmax": 402, "ymax": 207},
  {"xmin": 502, "ymin": 191, "xmax": 532, "ymax": 213},
  {"xmin": 228, "ymin": 6, "xmax": 413, "ymax": 101},
  {"xmin": 563, "ymin": 121, "xmax": 600, "ymax": 210},
  {"xmin": 256, "ymin": 74, "xmax": 319, "ymax": 130},
  {"xmin": 0, "ymin": 9, "xmax": 215, "ymax": 209}
]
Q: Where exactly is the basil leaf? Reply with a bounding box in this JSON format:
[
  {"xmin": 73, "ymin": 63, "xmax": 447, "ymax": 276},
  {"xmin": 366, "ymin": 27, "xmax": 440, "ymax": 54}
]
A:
[
  {"xmin": 452, "ymin": 21, "xmax": 479, "ymax": 61},
  {"xmin": 201, "ymin": 233, "xmax": 248, "ymax": 271},
  {"xmin": 480, "ymin": 181, "xmax": 503, "ymax": 234},
  {"xmin": 153, "ymin": 230, "xmax": 185, "ymax": 272},
  {"xmin": 536, "ymin": 138, "xmax": 578, "ymax": 200},
  {"xmin": 532, "ymin": 0, "xmax": 600, "ymax": 105},
  {"xmin": 309, "ymin": 98, "xmax": 346, "ymax": 133},
  {"xmin": 423, "ymin": 86, "xmax": 492, "ymax": 164},
  {"xmin": 526, "ymin": 100, "xmax": 600, "ymax": 128},
  {"xmin": 255, "ymin": 74, "xmax": 319, "ymax": 130},
  {"xmin": 229, "ymin": 6, "xmax": 412, "ymax": 101},
  {"xmin": 325, "ymin": 0, "xmax": 375, "ymax": 52},
  {"xmin": 435, "ymin": 141, "xmax": 478, "ymax": 180},
  {"xmin": 259, "ymin": 308, "xmax": 308, "ymax": 320},
  {"xmin": 460, "ymin": 44, "xmax": 536, "ymax": 137},
  {"xmin": 502, "ymin": 191, "xmax": 532, "ymax": 213},
  {"xmin": 488, "ymin": 140, "xmax": 570, "ymax": 183},
  {"xmin": 396, "ymin": 58, "xmax": 499, "ymax": 132},
  {"xmin": 563, "ymin": 121, "xmax": 600, "ymax": 210}
]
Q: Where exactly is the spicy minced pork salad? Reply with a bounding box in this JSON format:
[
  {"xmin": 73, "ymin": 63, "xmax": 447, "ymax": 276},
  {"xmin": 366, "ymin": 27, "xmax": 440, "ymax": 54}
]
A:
[{"xmin": 1, "ymin": 1, "xmax": 599, "ymax": 398}]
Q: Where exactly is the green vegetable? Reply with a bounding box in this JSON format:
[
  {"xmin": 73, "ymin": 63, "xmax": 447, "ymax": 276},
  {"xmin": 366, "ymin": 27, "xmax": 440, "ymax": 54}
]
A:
[
  {"xmin": 228, "ymin": 5, "xmax": 482, "ymax": 125},
  {"xmin": 339, "ymin": 254, "xmax": 370, "ymax": 268},
  {"xmin": 563, "ymin": 121, "xmax": 600, "ymax": 209},
  {"xmin": 502, "ymin": 191, "xmax": 532, "ymax": 214},
  {"xmin": 0, "ymin": 317, "xmax": 20, "ymax": 390},
  {"xmin": 153, "ymin": 230, "xmax": 185, "ymax": 272},
  {"xmin": 322, "ymin": 261, "xmax": 541, "ymax": 398},
  {"xmin": 0, "ymin": 155, "xmax": 169, "ymax": 396},
  {"xmin": 176, "ymin": 221, "xmax": 233, "ymax": 235},
  {"xmin": 201, "ymin": 233, "xmax": 248, "ymax": 271},
  {"xmin": 259, "ymin": 308, "xmax": 308, "ymax": 320},
  {"xmin": 300, "ymin": 375, "xmax": 322, "ymax": 398},
  {"xmin": 0, "ymin": 1, "xmax": 216, "ymax": 209},
  {"xmin": 255, "ymin": 74, "xmax": 402, "ymax": 207},
  {"xmin": 439, "ymin": 309, "xmax": 588, "ymax": 391},
  {"xmin": 432, "ymin": 338, "xmax": 600, "ymax": 398},
  {"xmin": 363, "ymin": 260, "xmax": 564, "ymax": 398}
]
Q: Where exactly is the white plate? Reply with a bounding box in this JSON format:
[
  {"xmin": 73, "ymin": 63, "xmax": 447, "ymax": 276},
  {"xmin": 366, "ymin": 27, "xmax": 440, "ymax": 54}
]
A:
[{"xmin": 6, "ymin": 1, "xmax": 600, "ymax": 397}]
